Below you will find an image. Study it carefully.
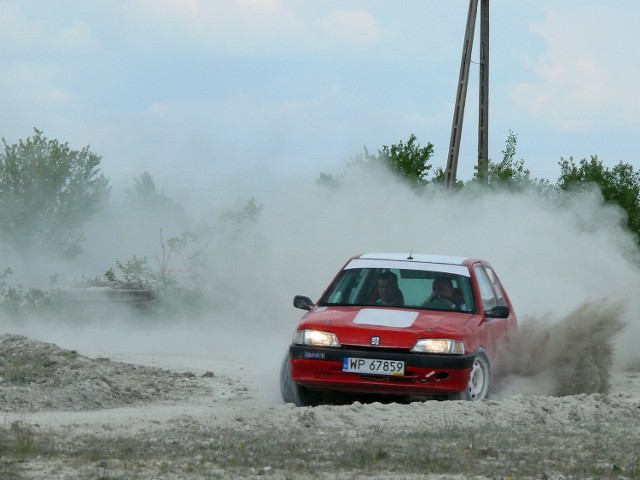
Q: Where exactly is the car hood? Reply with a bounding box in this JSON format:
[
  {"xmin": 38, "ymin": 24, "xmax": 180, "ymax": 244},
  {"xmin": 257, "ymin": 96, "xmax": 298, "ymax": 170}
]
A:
[{"xmin": 298, "ymin": 306, "xmax": 475, "ymax": 349}]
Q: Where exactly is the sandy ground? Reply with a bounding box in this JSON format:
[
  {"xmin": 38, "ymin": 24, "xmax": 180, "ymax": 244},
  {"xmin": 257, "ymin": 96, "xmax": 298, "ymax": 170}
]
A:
[{"xmin": 1, "ymin": 329, "xmax": 640, "ymax": 480}]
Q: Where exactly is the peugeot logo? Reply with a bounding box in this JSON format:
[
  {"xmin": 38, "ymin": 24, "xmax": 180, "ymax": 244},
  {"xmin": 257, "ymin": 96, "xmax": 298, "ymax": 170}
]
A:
[{"xmin": 370, "ymin": 336, "xmax": 381, "ymax": 346}]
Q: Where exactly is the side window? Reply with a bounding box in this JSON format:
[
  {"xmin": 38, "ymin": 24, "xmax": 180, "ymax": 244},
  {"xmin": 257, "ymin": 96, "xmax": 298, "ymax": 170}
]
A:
[
  {"xmin": 484, "ymin": 267, "xmax": 507, "ymax": 307},
  {"xmin": 473, "ymin": 266, "xmax": 497, "ymax": 311}
]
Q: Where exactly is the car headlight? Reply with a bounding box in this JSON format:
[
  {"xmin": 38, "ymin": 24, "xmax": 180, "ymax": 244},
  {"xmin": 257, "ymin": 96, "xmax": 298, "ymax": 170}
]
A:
[
  {"xmin": 411, "ymin": 338, "xmax": 465, "ymax": 354},
  {"xmin": 293, "ymin": 329, "xmax": 341, "ymax": 348}
]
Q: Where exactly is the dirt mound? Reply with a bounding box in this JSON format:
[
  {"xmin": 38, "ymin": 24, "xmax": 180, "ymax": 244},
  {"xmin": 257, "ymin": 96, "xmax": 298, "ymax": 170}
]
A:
[{"xmin": 0, "ymin": 334, "xmax": 211, "ymax": 412}]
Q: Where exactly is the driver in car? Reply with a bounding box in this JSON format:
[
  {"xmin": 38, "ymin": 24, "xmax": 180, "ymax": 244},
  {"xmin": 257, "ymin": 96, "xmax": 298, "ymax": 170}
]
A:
[{"xmin": 425, "ymin": 277, "xmax": 463, "ymax": 310}]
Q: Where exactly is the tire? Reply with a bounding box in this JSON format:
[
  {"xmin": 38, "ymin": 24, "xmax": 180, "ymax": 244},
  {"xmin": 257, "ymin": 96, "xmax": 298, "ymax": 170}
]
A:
[
  {"xmin": 451, "ymin": 351, "xmax": 491, "ymax": 401},
  {"xmin": 279, "ymin": 353, "xmax": 321, "ymax": 407}
]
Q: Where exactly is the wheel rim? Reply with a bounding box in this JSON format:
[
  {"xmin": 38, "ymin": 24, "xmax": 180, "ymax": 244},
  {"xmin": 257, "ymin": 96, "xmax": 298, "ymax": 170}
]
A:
[{"xmin": 467, "ymin": 356, "xmax": 489, "ymax": 401}]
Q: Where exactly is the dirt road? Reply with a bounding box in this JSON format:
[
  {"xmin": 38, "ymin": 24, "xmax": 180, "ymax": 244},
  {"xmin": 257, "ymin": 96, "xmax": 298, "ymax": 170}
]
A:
[{"xmin": 2, "ymin": 333, "xmax": 640, "ymax": 479}]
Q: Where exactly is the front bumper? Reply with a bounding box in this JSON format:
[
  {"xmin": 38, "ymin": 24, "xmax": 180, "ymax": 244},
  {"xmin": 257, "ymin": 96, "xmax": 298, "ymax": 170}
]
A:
[{"xmin": 289, "ymin": 344, "xmax": 475, "ymax": 396}]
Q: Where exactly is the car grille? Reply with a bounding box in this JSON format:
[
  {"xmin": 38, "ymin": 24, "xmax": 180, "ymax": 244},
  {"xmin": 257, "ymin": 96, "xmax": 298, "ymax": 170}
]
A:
[
  {"xmin": 341, "ymin": 345, "xmax": 411, "ymax": 354},
  {"xmin": 360, "ymin": 374, "xmax": 417, "ymax": 383}
]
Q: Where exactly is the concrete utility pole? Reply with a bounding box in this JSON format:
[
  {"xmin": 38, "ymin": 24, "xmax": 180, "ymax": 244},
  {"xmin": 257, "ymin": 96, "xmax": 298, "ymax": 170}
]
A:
[
  {"xmin": 478, "ymin": 0, "xmax": 490, "ymax": 182},
  {"xmin": 444, "ymin": 0, "xmax": 490, "ymax": 189}
]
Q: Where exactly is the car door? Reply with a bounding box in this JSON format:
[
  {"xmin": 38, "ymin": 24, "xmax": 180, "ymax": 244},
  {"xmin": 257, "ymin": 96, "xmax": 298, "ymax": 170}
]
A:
[
  {"xmin": 472, "ymin": 264, "xmax": 509, "ymax": 356},
  {"xmin": 483, "ymin": 264, "xmax": 518, "ymax": 335}
]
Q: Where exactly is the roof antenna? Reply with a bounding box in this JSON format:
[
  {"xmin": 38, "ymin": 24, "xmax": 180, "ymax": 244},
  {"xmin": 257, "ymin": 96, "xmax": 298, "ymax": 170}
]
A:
[{"xmin": 407, "ymin": 250, "xmax": 414, "ymax": 260}]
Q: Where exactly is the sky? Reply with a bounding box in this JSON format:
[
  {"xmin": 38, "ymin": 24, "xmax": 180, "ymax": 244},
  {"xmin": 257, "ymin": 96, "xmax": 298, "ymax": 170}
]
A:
[{"xmin": 1, "ymin": 0, "xmax": 640, "ymax": 197}]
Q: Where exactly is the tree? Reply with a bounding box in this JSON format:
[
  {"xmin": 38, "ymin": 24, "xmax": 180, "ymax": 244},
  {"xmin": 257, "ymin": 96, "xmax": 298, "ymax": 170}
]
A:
[
  {"xmin": 319, "ymin": 134, "xmax": 434, "ymax": 187},
  {"xmin": 489, "ymin": 130, "xmax": 530, "ymax": 186},
  {"xmin": 558, "ymin": 156, "xmax": 640, "ymax": 240},
  {"xmin": 468, "ymin": 130, "xmax": 548, "ymax": 191},
  {"xmin": 124, "ymin": 171, "xmax": 186, "ymax": 222},
  {"xmin": 0, "ymin": 129, "xmax": 110, "ymax": 258},
  {"xmin": 219, "ymin": 196, "xmax": 263, "ymax": 228},
  {"xmin": 376, "ymin": 134, "xmax": 434, "ymax": 186},
  {"xmin": 125, "ymin": 172, "xmax": 182, "ymax": 212}
]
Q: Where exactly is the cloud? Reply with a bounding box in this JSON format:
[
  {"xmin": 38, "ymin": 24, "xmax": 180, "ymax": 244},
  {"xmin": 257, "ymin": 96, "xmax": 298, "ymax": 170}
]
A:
[
  {"xmin": 511, "ymin": 5, "xmax": 640, "ymax": 132},
  {"xmin": 0, "ymin": 63, "xmax": 74, "ymax": 115},
  {"xmin": 120, "ymin": 0, "xmax": 381, "ymax": 55},
  {"xmin": 0, "ymin": 4, "xmax": 44, "ymax": 51},
  {"xmin": 315, "ymin": 9, "xmax": 381, "ymax": 46},
  {"xmin": 0, "ymin": 3, "xmax": 94, "ymax": 53},
  {"xmin": 52, "ymin": 20, "xmax": 94, "ymax": 51}
]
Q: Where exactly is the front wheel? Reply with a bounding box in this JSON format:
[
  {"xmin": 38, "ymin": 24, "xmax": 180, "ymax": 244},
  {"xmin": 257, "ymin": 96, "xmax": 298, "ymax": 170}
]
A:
[
  {"xmin": 279, "ymin": 353, "xmax": 321, "ymax": 407},
  {"xmin": 451, "ymin": 351, "xmax": 491, "ymax": 401}
]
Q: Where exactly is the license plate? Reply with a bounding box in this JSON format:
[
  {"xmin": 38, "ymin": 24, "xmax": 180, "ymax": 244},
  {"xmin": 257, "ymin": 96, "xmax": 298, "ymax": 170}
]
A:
[{"xmin": 342, "ymin": 357, "xmax": 405, "ymax": 376}]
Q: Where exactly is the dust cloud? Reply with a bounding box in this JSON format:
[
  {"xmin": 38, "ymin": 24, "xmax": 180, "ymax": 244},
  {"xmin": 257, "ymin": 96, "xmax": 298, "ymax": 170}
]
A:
[
  {"xmin": 494, "ymin": 300, "xmax": 628, "ymax": 397},
  {"xmin": 1, "ymin": 167, "xmax": 639, "ymax": 402}
]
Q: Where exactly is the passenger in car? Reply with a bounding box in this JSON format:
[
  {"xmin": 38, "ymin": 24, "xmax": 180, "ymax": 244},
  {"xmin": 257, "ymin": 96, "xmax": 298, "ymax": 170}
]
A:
[{"xmin": 375, "ymin": 271, "xmax": 404, "ymax": 306}]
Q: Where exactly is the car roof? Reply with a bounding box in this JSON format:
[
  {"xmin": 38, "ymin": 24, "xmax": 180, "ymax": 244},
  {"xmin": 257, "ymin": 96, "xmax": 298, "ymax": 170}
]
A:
[
  {"xmin": 358, "ymin": 253, "xmax": 471, "ymax": 266},
  {"xmin": 349, "ymin": 253, "xmax": 475, "ymax": 277}
]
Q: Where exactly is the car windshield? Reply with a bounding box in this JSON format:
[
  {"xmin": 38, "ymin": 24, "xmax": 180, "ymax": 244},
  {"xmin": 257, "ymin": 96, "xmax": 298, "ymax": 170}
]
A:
[{"xmin": 319, "ymin": 267, "xmax": 477, "ymax": 313}]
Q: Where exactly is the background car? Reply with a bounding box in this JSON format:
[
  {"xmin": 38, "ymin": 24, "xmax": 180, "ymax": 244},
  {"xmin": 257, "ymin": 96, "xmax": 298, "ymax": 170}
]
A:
[{"xmin": 280, "ymin": 252, "xmax": 518, "ymax": 406}]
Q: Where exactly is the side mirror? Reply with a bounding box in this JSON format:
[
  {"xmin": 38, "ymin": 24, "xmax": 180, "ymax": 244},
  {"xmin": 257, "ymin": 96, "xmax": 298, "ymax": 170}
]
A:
[
  {"xmin": 293, "ymin": 295, "xmax": 315, "ymax": 311},
  {"xmin": 485, "ymin": 305, "xmax": 509, "ymax": 319}
]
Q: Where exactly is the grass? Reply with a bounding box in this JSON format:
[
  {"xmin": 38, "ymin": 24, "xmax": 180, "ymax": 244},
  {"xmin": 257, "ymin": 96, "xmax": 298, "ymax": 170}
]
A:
[
  {"xmin": 0, "ymin": 345, "xmax": 76, "ymax": 386},
  {"xmin": 2, "ymin": 412, "xmax": 640, "ymax": 479},
  {"xmin": 2, "ymin": 353, "xmax": 48, "ymax": 385}
]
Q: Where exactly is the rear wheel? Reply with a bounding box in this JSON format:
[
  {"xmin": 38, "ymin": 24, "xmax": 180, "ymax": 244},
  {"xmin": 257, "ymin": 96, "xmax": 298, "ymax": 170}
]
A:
[
  {"xmin": 279, "ymin": 354, "xmax": 322, "ymax": 407},
  {"xmin": 452, "ymin": 351, "xmax": 491, "ymax": 401}
]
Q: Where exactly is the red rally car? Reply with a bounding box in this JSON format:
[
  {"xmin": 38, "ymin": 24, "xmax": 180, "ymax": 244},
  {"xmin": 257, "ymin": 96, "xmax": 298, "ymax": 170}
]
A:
[{"xmin": 280, "ymin": 253, "xmax": 517, "ymax": 406}]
